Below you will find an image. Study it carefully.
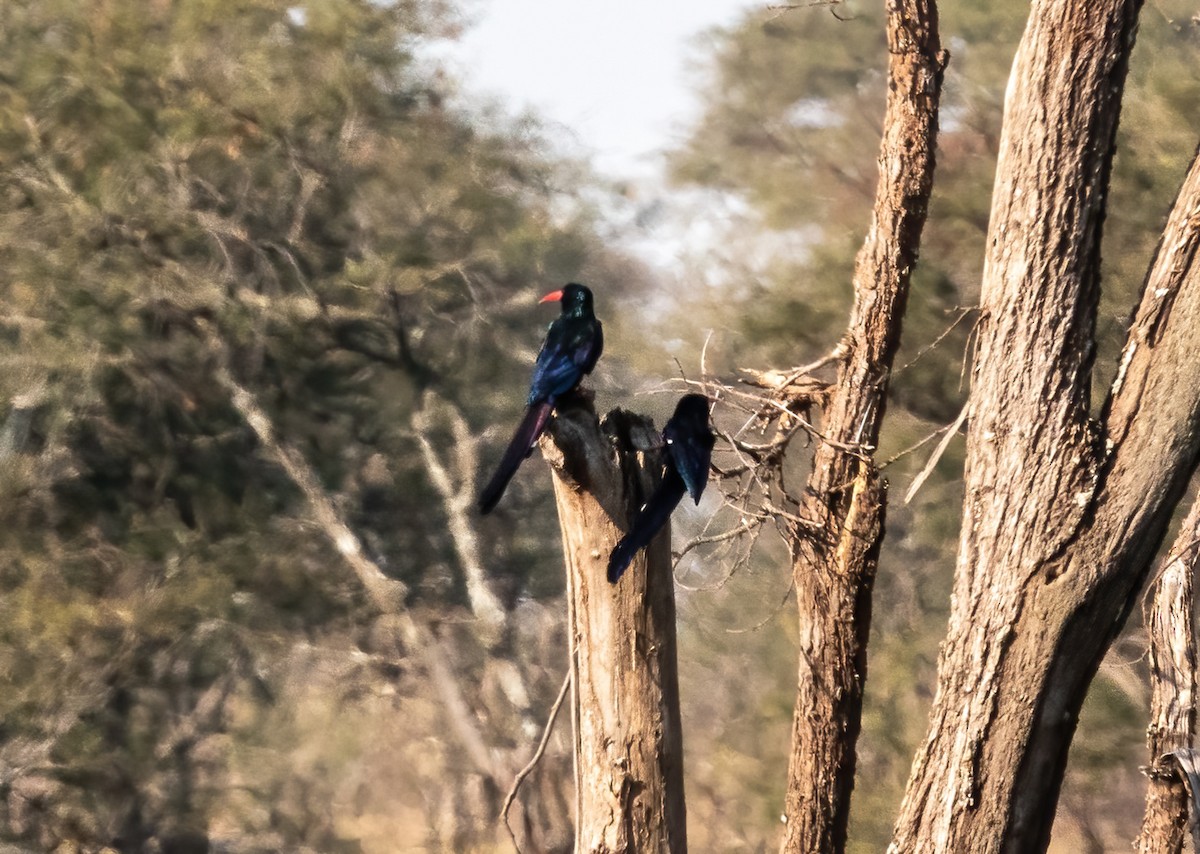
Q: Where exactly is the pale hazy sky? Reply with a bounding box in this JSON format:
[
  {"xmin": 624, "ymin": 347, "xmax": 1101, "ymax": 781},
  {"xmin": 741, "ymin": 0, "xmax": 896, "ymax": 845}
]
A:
[{"xmin": 446, "ymin": 0, "xmax": 760, "ymax": 177}]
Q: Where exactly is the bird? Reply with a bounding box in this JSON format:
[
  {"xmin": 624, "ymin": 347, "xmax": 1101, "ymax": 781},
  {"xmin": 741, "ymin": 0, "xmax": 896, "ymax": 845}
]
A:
[
  {"xmin": 608, "ymin": 393, "xmax": 714, "ymax": 583},
  {"xmin": 478, "ymin": 283, "xmax": 604, "ymax": 514}
]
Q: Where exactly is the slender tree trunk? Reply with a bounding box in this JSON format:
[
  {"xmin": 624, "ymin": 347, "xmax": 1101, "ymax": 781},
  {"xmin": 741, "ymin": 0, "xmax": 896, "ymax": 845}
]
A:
[
  {"xmin": 1135, "ymin": 499, "xmax": 1200, "ymax": 854},
  {"xmin": 778, "ymin": 2, "xmax": 944, "ymax": 851},
  {"xmin": 541, "ymin": 397, "xmax": 687, "ymax": 853},
  {"xmin": 890, "ymin": 3, "xmax": 1200, "ymax": 848}
]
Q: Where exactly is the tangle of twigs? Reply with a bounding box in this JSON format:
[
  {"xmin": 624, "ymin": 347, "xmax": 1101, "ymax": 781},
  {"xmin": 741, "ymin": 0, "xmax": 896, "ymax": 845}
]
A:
[
  {"xmin": 659, "ymin": 339, "xmax": 843, "ymax": 588},
  {"xmin": 665, "ymin": 308, "xmax": 976, "ymax": 588}
]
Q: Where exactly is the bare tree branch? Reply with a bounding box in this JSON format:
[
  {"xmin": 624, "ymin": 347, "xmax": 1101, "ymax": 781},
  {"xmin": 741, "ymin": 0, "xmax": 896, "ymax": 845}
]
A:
[
  {"xmin": 208, "ymin": 339, "xmax": 408, "ymax": 613},
  {"xmin": 501, "ymin": 670, "xmax": 571, "ymax": 854},
  {"xmin": 413, "ymin": 393, "xmax": 507, "ymax": 637},
  {"xmin": 203, "ymin": 330, "xmax": 515, "ymax": 794},
  {"xmin": 903, "ymin": 402, "xmax": 969, "ymax": 503}
]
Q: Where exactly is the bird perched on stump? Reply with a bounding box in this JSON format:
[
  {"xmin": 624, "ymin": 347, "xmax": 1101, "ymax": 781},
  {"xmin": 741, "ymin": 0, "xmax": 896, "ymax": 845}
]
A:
[
  {"xmin": 478, "ymin": 283, "xmax": 603, "ymax": 514},
  {"xmin": 608, "ymin": 393, "xmax": 715, "ymax": 583}
]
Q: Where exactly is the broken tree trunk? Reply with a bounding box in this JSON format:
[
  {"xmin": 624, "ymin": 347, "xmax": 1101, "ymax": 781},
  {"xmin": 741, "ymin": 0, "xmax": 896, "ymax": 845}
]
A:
[{"xmin": 541, "ymin": 396, "xmax": 687, "ymax": 853}]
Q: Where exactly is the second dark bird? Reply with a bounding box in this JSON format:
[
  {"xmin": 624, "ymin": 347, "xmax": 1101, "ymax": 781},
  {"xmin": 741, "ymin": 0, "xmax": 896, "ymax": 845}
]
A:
[
  {"xmin": 608, "ymin": 393, "xmax": 715, "ymax": 584},
  {"xmin": 478, "ymin": 283, "xmax": 603, "ymax": 514}
]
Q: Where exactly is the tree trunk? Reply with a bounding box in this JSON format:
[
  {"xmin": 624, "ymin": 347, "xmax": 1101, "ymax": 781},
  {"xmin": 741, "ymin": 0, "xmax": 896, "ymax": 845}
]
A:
[
  {"xmin": 891, "ymin": 3, "xmax": 1200, "ymax": 850},
  {"xmin": 541, "ymin": 397, "xmax": 687, "ymax": 853},
  {"xmin": 778, "ymin": 2, "xmax": 944, "ymax": 852},
  {"xmin": 1135, "ymin": 498, "xmax": 1200, "ymax": 854}
]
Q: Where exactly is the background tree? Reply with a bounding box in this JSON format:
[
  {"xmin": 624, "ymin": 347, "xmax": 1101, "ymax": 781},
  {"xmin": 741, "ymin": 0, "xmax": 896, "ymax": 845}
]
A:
[{"xmin": 0, "ymin": 0, "xmax": 645, "ymax": 848}]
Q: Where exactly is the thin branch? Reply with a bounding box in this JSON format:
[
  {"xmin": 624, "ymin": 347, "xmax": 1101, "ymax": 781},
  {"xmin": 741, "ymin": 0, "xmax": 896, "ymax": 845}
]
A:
[
  {"xmin": 879, "ymin": 420, "xmax": 952, "ymax": 470},
  {"xmin": 738, "ymin": 345, "xmax": 844, "ymax": 391},
  {"xmin": 903, "ymin": 402, "xmax": 970, "ymax": 503},
  {"xmin": 726, "ymin": 575, "xmax": 796, "ymax": 634},
  {"xmin": 767, "ymin": 0, "xmax": 846, "ymax": 20},
  {"xmin": 892, "ymin": 306, "xmax": 980, "ymax": 377},
  {"xmin": 500, "ymin": 671, "xmax": 572, "ymax": 854},
  {"xmin": 673, "ymin": 519, "xmax": 759, "ymax": 563}
]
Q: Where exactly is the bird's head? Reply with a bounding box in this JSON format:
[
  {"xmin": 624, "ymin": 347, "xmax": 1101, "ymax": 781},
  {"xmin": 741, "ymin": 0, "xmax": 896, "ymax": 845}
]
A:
[
  {"xmin": 673, "ymin": 393, "xmax": 712, "ymax": 424},
  {"xmin": 540, "ymin": 282, "xmax": 593, "ymax": 315}
]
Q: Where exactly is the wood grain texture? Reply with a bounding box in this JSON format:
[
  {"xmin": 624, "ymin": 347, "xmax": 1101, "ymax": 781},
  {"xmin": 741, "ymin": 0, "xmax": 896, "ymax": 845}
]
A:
[
  {"xmin": 541, "ymin": 398, "xmax": 686, "ymax": 853},
  {"xmin": 778, "ymin": 1, "xmax": 945, "ymax": 851},
  {"xmin": 890, "ymin": 5, "xmax": 1200, "ymax": 852}
]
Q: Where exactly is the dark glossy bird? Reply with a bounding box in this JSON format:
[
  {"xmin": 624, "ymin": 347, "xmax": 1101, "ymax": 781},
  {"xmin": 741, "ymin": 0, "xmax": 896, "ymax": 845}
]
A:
[
  {"xmin": 478, "ymin": 283, "xmax": 603, "ymax": 514},
  {"xmin": 607, "ymin": 393, "xmax": 714, "ymax": 583}
]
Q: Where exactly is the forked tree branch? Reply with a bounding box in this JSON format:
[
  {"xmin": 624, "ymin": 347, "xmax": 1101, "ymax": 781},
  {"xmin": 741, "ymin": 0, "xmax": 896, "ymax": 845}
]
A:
[
  {"xmin": 891, "ymin": 0, "xmax": 1200, "ymax": 826},
  {"xmin": 206, "ymin": 333, "xmax": 511, "ymax": 790},
  {"xmin": 414, "ymin": 393, "xmax": 508, "ymax": 637}
]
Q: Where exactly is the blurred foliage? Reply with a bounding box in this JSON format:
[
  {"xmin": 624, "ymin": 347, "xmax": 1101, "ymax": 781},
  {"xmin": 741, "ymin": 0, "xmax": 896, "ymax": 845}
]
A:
[
  {"xmin": 666, "ymin": 0, "xmax": 1200, "ymax": 850},
  {"xmin": 0, "ymin": 0, "xmax": 639, "ymax": 848}
]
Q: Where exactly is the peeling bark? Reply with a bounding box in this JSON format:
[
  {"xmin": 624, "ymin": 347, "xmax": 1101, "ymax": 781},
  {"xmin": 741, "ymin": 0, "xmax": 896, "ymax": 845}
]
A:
[
  {"xmin": 541, "ymin": 397, "xmax": 687, "ymax": 854},
  {"xmin": 1135, "ymin": 499, "xmax": 1200, "ymax": 854},
  {"xmin": 778, "ymin": 1, "xmax": 945, "ymax": 851}
]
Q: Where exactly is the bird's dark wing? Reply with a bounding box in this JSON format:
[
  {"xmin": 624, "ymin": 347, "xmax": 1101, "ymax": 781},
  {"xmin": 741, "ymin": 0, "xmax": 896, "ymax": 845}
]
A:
[
  {"xmin": 527, "ymin": 314, "xmax": 602, "ymax": 404},
  {"xmin": 607, "ymin": 472, "xmax": 687, "ymax": 584},
  {"xmin": 663, "ymin": 394, "xmax": 715, "ymax": 504},
  {"xmin": 480, "ymin": 294, "xmax": 602, "ymax": 514},
  {"xmin": 583, "ymin": 319, "xmax": 603, "ymax": 374},
  {"xmin": 478, "ymin": 401, "xmax": 554, "ymax": 514}
]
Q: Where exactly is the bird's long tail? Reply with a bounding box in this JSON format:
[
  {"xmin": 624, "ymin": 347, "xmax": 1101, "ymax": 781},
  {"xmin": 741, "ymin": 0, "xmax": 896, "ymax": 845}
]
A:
[
  {"xmin": 607, "ymin": 475, "xmax": 686, "ymax": 584},
  {"xmin": 478, "ymin": 402, "xmax": 554, "ymax": 514}
]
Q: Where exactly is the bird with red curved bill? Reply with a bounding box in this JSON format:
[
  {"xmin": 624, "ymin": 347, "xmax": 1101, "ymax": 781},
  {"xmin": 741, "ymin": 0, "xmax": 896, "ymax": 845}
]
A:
[
  {"xmin": 478, "ymin": 283, "xmax": 604, "ymax": 514},
  {"xmin": 608, "ymin": 393, "xmax": 715, "ymax": 583}
]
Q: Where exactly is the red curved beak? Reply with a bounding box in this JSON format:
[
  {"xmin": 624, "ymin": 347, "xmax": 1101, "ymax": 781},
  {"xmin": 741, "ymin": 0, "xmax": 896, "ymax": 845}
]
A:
[{"xmin": 539, "ymin": 289, "xmax": 564, "ymax": 304}]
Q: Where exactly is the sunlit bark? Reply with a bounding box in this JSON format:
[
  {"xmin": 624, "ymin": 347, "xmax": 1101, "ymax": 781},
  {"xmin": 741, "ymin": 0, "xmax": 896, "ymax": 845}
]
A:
[
  {"xmin": 891, "ymin": 3, "xmax": 1200, "ymax": 847},
  {"xmin": 543, "ymin": 399, "xmax": 687, "ymax": 853},
  {"xmin": 778, "ymin": 1, "xmax": 945, "ymax": 850}
]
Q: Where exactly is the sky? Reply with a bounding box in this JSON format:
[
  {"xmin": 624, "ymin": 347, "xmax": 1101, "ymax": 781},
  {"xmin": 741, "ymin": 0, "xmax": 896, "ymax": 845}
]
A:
[{"xmin": 444, "ymin": 0, "xmax": 761, "ymax": 179}]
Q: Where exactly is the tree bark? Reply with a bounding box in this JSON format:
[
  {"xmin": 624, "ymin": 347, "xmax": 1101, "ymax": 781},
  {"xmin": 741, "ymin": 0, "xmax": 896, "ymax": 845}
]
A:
[
  {"xmin": 890, "ymin": 4, "xmax": 1200, "ymax": 850},
  {"xmin": 1135, "ymin": 498, "xmax": 1200, "ymax": 854},
  {"xmin": 778, "ymin": 2, "xmax": 944, "ymax": 852},
  {"xmin": 541, "ymin": 397, "xmax": 687, "ymax": 853}
]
